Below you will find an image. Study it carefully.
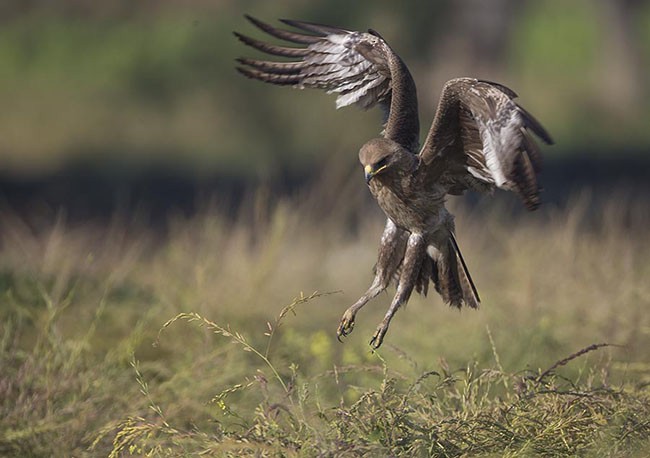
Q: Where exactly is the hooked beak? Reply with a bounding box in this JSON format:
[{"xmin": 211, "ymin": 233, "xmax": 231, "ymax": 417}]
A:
[
  {"xmin": 364, "ymin": 164, "xmax": 387, "ymax": 184},
  {"xmin": 364, "ymin": 165, "xmax": 374, "ymax": 184}
]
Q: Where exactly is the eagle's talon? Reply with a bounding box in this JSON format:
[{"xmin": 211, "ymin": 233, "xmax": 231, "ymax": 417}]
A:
[
  {"xmin": 337, "ymin": 310, "xmax": 356, "ymax": 341},
  {"xmin": 369, "ymin": 323, "xmax": 388, "ymax": 349}
]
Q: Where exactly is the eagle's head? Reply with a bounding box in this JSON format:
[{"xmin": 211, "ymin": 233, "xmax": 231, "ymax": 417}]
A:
[{"xmin": 359, "ymin": 138, "xmax": 410, "ymax": 184}]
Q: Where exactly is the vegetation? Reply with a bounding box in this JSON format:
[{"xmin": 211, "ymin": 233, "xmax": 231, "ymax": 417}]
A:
[
  {"xmin": 1, "ymin": 194, "xmax": 649, "ymax": 456},
  {"xmin": 1, "ymin": 2, "xmax": 649, "ymax": 456}
]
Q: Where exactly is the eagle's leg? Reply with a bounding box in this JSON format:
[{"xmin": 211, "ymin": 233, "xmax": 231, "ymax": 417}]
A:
[
  {"xmin": 337, "ymin": 274, "xmax": 388, "ymax": 341},
  {"xmin": 337, "ymin": 219, "xmax": 407, "ymax": 341},
  {"xmin": 370, "ymin": 232, "xmax": 426, "ymax": 349}
]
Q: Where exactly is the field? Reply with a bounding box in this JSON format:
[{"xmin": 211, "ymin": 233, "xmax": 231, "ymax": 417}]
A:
[
  {"xmin": 2, "ymin": 2, "xmax": 650, "ymax": 456},
  {"xmin": 1, "ymin": 190, "xmax": 649, "ymax": 457}
]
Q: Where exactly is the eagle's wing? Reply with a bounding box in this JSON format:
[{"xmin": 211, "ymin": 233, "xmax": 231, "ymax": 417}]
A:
[
  {"xmin": 418, "ymin": 78, "xmax": 553, "ymax": 210},
  {"xmin": 235, "ymin": 16, "xmax": 420, "ymax": 151}
]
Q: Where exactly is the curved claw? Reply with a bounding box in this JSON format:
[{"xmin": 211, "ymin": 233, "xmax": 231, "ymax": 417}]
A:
[
  {"xmin": 369, "ymin": 322, "xmax": 389, "ymax": 350},
  {"xmin": 337, "ymin": 309, "xmax": 356, "ymax": 342}
]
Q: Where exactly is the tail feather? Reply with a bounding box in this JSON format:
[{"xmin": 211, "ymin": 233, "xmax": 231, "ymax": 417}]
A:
[
  {"xmin": 426, "ymin": 235, "xmax": 480, "ymax": 309},
  {"xmin": 450, "ymin": 234, "xmax": 480, "ymax": 309}
]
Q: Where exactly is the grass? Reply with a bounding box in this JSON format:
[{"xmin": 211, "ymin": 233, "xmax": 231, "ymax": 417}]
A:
[{"xmin": 1, "ymin": 191, "xmax": 649, "ymax": 456}]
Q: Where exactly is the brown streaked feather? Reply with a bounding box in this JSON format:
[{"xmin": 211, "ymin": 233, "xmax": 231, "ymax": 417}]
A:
[
  {"xmin": 519, "ymin": 127, "xmax": 543, "ymax": 173},
  {"xmin": 279, "ymin": 18, "xmax": 347, "ymax": 36},
  {"xmin": 437, "ymin": 245, "xmax": 462, "ymax": 308},
  {"xmin": 518, "ymin": 105, "xmax": 554, "ymax": 145},
  {"xmin": 236, "ymin": 66, "xmax": 302, "ymax": 86},
  {"xmin": 511, "ymin": 149, "xmax": 540, "ymax": 210},
  {"xmin": 244, "ymin": 14, "xmax": 322, "ymax": 44},
  {"xmin": 478, "ymin": 78, "xmax": 518, "ymax": 98},
  {"xmin": 233, "ymin": 32, "xmax": 311, "ymax": 58},
  {"xmin": 429, "ymin": 236, "xmax": 480, "ymax": 310},
  {"xmin": 418, "ymin": 77, "xmax": 553, "ymax": 209},
  {"xmin": 236, "ymin": 57, "xmax": 305, "ymax": 75}
]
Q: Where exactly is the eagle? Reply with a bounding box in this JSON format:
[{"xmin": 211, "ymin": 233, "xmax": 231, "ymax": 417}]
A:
[{"xmin": 235, "ymin": 16, "xmax": 553, "ymax": 349}]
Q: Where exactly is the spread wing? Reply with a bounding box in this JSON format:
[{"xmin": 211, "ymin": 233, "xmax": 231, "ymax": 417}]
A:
[
  {"xmin": 235, "ymin": 16, "xmax": 420, "ymax": 151},
  {"xmin": 418, "ymin": 78, "xmax": 553, "ymax": 210}
]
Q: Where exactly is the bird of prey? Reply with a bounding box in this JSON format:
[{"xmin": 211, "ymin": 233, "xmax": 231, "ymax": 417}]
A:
[{"xmin": 235, "ymin": 16, "xmax": 553, "ymax": 349}]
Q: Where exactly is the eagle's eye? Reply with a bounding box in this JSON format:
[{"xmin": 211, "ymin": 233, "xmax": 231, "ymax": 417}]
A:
[{"xmin": 374, "ymin": 157, "xmax": 389, "ymax": 170}]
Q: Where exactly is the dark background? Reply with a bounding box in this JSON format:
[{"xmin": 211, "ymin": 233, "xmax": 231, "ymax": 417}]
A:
[{"xmin": 1, "ymin": 0, "xmax": 649, "ymax": 225}]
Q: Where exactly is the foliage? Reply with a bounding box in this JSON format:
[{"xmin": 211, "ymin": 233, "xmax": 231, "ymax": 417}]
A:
[
  {"xmin": 105, "ymin": 314, "xmax": 650, "ymax": 457},
  {"xmin": 0, "ymin": 194, "xmax": 649, "ymax": 456}
]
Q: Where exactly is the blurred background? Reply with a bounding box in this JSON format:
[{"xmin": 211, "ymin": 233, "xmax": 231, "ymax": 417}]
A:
[
  {"xmin": 0, "ymin": 0, "xmax": 649, "ymax": 223},
  {"xmin": 2, "ymin": 2, "xmax": 650, "ymax": 454}
]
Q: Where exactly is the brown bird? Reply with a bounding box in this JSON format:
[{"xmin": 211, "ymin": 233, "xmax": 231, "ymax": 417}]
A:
[{"xmin": 235, "ymin": 16, "xmax": 553, "ymax": 349}]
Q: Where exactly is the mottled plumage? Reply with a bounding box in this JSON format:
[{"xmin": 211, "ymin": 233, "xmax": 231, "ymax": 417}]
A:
[{"xmin": 236, "ymin": 17, "xmax": 553, "ymax": 348}]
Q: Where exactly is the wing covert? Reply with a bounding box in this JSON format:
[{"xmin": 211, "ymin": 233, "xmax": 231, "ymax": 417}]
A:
[{"xmin": 418, "ymin": 78, "xmax": 553, "ymax": 210}]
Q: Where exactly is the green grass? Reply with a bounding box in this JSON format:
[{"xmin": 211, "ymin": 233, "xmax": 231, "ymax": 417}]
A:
[{"xmin": 1, "ymin": 193, "xmax": 649, "ymax": 456}]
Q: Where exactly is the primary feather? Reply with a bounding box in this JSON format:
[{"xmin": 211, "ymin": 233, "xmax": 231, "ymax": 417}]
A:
[{"xmin": 236, "ymin": 15, "xmax": 420, "ymax": 151}]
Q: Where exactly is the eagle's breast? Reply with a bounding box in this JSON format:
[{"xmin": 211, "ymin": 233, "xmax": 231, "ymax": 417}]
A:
[{"xmin": 369, "ymin": 177, "xmax": 446, "ymax": 235}]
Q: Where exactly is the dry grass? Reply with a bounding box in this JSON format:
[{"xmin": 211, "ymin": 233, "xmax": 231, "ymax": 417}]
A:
[{"xmin": 0, "ymin": 192, "xmax": 649, "ymax": 456}]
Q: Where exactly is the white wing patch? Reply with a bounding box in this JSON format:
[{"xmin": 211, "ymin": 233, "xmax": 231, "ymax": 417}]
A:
[
  {"xmin": 237, "ymin": 17, "xmax": 422, "ymax": 152},
  {"xmin": 237, "ymin": 20, "xmax": 393, "ymax": 112},
  {"xmin": 467, "ymin": 165, "xmax": 494, "ymax": 183},
  {"xmin": 418, "ymin": 78, "xmax": 551, "ymax": 209},
  {"xmin": 304, "ymin": 33, "xmax": 391, "ymax": 110},
  {"xmin": 477, "ymin": 106, "xmax": 522, "ymax": 188}
]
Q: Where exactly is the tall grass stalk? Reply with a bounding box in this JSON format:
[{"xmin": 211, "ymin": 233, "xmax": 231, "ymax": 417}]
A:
[{"xmin": 0, "ymin": 194, "xmax": 648, "ymax": 455}]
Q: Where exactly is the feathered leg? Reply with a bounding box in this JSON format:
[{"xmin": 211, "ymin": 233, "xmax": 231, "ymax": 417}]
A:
[
  {"xmin": 337, "ymin": 219, "xmax": 407, "ymax": 341},
  {"xmin": 370, "ymin": 232, "xmax": 426, "ymax": 349}
]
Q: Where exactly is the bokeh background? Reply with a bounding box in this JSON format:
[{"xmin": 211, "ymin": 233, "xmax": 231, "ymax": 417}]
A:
[
  {"xmin": 1, "ymin": 0, "xmax": 649, "ymax": 220},
  {"xmin": 1, "ymin": 1, "xmax": 650, "ymax": 455}
]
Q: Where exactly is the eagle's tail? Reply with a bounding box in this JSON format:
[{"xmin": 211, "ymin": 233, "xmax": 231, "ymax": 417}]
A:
[{"xmin": 427, "ymin": 234, "xmax": 480, "ymax": 309}]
